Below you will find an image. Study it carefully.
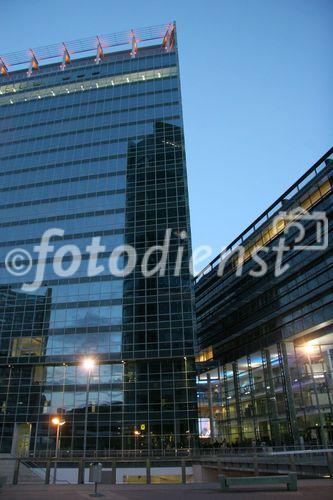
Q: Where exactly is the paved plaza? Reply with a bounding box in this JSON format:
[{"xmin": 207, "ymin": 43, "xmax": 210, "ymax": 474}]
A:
[{"xmin": 1, "ymin": 480, "xmax": 333, "ymax": 499}]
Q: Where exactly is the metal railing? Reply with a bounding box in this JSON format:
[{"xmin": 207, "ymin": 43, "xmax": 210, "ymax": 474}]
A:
[
  {"xmin": 0, "ymin": 24, "xmax": 170, "ymax": 73},
  {"xmin": 8, "ymin": 443, "xmax": 333, "ymax": 459},
  {"xmin": 27, "ymin": 448, "xmax": 195, "ymax": 459},
  {"xmin": 1, "ymin": 445, "xmax": 333, "ymax": 484}
]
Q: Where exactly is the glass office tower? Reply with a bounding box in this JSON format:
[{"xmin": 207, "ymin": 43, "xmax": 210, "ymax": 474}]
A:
[
  {"xmin": 0, "ymin": 25, "xmax": 197, "ymax": 456},
  {"xmin": 195, "ymin": 149, "xmax": 333, "ymax": 447}
]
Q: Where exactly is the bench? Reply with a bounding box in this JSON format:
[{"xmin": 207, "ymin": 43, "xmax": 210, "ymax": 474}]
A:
[
  {"xmin": 0, "ymin": 476, "xmax": 6, "ymax": 492},
  {"xmin": 219, "ymin": 472, "xmax": 297, "ymax": 492}
]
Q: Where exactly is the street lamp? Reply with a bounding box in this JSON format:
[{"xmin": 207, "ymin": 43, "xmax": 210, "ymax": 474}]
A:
[
  {"xmin": 133, "ymin": 429, "xmax": 141, "ymax": 457},
  {"xmin": 81, "ymin": 357, "xmax": 96, "ymax": 458},
  {"xmin": 82, "ymin": 357, "xmax": 95, "ymax": 371},
  {"xmin": 51, "ymin": 416, "xmax": 65, "ymax": 484}
]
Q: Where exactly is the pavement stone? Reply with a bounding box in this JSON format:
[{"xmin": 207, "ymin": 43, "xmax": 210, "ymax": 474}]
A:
[{"xmin": 1, "ymin": 479, "xmax": 333, "ymax": 499}]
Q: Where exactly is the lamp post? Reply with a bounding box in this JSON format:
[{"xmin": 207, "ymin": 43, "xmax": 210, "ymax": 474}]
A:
[
  {"xmin": 82, "ymin": 357, "xmax": 96, "ymax": 458},
  {"xmin": 51, "ymin": 416, "xmax": 65, "ymax": 484}
]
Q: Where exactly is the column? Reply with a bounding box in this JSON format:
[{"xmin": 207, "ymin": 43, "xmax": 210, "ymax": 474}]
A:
[
  {"xmin": 207, "ymin": 373, "xmax": 215, "ymax": 442},
  {"xmin": 232, "ymin": 362, "xmax": 244, "ymax": 443},
  {"xmin": 279, "ymin": 342, "xmax": 301, "ymax": 445},
  {"xmin": 262, "ymin": 349, "xmax": 281, "ymax": 445}
]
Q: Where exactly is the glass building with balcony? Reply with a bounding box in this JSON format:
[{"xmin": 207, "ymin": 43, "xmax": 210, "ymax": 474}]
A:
[
  {"xmin": 195, "ymin": 148, "xmax": 333, "ymax": 447},
  {"xmin": 0, "ymin": 24, "xmax": 197, "ymax": 456}
]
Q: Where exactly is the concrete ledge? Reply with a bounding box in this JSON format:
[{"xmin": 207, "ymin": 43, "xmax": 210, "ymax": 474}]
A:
[{"xmin": 219, "ymin": 472, "xmax": 298, "ymax": 492}]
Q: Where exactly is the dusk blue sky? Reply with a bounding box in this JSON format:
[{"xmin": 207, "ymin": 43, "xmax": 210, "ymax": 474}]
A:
[{"xmin": 1, "ymin": 0, "xmax": 332, "ymax": 270}]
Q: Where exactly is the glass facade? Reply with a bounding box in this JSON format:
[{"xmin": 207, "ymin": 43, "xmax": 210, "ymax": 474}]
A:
[
  {"xmin": 195, "ymin": 152, "xmax": 333, "ymax": 447},
  {"xmin": 0, "ymin": 29, "xmax": 197, "ymax": 455}
]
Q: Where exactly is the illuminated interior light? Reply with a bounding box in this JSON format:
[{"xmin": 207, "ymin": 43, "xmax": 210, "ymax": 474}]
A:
[
  {"xmin": 0, "ymin": 66, "xmax": 177, "ymax": 106},
  {"xmin": 38, "ymin": 95, "xmax": 41, "ymax": 99},
  {"xmin": 81, "ymin": 85, "xmax": 84, "ymax": 90},
  {"xmin": 157, "ymin": 72, "xmax": 161, "ymax": 78},
  {"xmin": 304, "ymin": 343, "xmax": 316, "ymax": 354},
  {"xmin": 13, "ymin": 88, "xmax": 16, "ymax": 93},
  {"xmin": 10, "ymin": 99, "xmax": 13, "ymax": 104}
]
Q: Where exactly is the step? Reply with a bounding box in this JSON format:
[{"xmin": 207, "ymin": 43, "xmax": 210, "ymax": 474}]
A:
[{"xmin": 0, "ymin": 458, "xmax": 44, "ymax": 484}]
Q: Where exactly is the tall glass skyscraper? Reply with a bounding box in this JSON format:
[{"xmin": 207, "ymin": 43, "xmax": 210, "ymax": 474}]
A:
[{"xmin": 0, "ymin": 24, "xmax": 197, "ymax": 456}]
